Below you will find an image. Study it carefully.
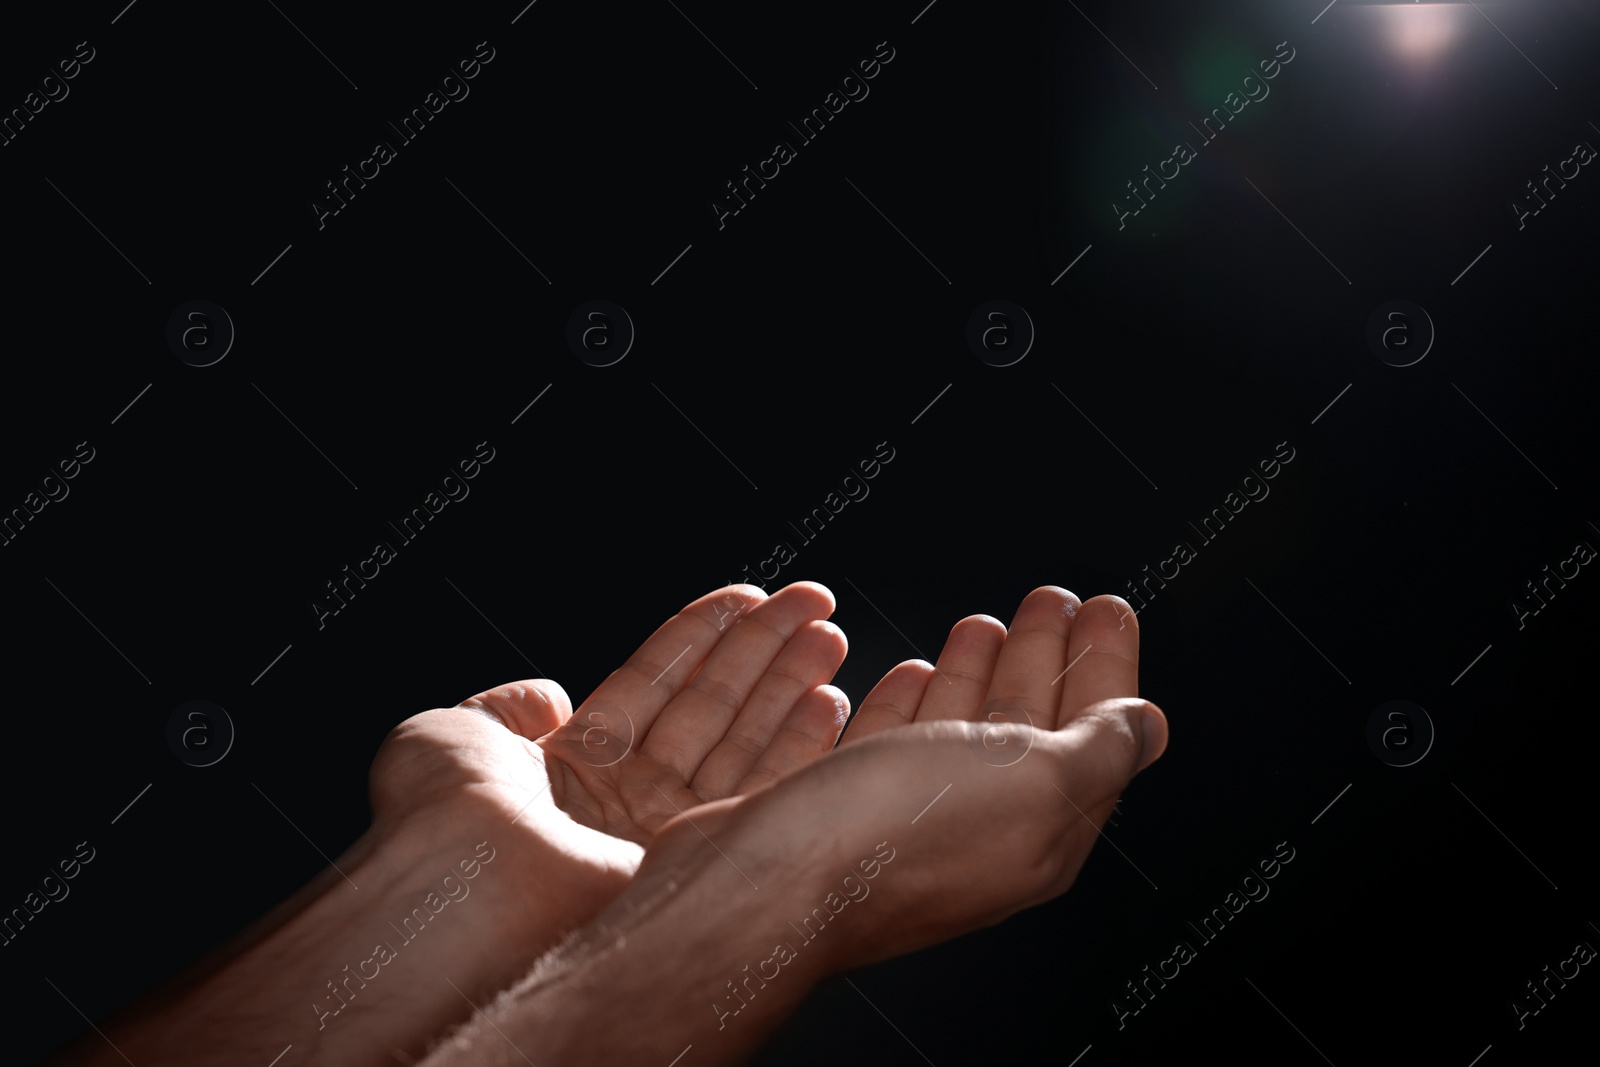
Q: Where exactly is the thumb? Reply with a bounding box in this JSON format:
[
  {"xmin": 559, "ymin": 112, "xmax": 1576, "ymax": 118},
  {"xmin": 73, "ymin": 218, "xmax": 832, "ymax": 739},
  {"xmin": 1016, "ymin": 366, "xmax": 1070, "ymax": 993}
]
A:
[
  {"xmin": 1130, "ymin": 697, "xmax": 1167, "ymax": 772},
  {"xmin": 1053, "ymin": 697, "xmax": 1168, "ymax": 796},
  {"xmin": 458, "ymin": 679, "xmax": 573, "ymax": 739}
]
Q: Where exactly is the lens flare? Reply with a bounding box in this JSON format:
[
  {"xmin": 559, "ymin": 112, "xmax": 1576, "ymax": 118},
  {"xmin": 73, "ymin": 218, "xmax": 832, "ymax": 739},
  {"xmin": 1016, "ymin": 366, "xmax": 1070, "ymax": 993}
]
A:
[{"xmin": 1367, "ymin": 2, "xmax": 1472, "ymax": 64}]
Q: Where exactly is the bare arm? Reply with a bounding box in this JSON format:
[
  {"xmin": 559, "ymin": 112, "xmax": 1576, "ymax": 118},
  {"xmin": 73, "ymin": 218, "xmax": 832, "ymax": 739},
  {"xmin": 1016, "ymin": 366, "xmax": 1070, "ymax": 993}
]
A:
[
  {"xmin": 422, "ymin": 591, "xmax": 1167, "ymax": 1067},
  {"xmin": 422, "ymin": 806, "xmax": 839, "ymax": 1066},
  {"xmin": 46, "ymin": 581, "xmax": 851, "ymax": 1067}
]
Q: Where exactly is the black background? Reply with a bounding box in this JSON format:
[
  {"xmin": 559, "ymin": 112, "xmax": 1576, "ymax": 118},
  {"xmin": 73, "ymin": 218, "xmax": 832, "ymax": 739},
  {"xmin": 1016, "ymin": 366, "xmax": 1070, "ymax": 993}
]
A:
[{"xmin": 3, "ymin": 1, "xmax": 1597, "ymax": 1063}]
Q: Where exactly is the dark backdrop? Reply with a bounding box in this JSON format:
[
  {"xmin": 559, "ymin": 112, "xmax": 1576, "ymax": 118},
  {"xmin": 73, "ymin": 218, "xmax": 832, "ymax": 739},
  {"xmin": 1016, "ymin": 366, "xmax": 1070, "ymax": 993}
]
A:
[{"xmin": 3, "ymin": 1, "xmax": 1597, "ymax": 1063}]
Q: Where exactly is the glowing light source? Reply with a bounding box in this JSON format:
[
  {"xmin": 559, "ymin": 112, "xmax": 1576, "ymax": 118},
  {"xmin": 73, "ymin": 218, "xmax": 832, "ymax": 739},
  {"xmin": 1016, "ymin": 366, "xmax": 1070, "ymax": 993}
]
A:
[{"xmin": 1363, "ymin": 2, "xmax": 1472, "ymax": 64}]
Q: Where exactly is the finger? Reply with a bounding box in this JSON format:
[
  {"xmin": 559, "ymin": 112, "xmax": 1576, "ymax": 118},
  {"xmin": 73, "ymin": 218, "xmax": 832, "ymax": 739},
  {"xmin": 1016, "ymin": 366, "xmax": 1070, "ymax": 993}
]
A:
[
  {"xmin": 641, "ymin": 581, "xmax": 838, "ymax": 781},
  {"xmin": 1055, "ymin": 595, "xmax": 1142, "ymax": 731},
  {"xmin": 1000, "ymin": 695, "xmax": 1165, "ymax": 909},
  {"xmin": 1046, "ymin": 696, "xmax": 1167, "ymax": 808},
  {"xmin": 982, "ymin": 586, "xmax": 1081, "ymax": 733},
  {"xmin": 911, "ymin": 614, "xmax": 1008, "ymax": 721},
  {"xmin": 551, "ymin": 584, "xmax": 769, "ymax": 755},
  {"xmin": 458, "ymin": 679, "xmax": 572, "ymax": 739},
  {"xmin": 837, "ymin": 659, "xmax": 936, "ymax": 745},
  {"xmin": 689, "ymin": 619, "xmax": 849, "ymax": 797},
  {"xmin": 731, "ymin": 685, "xmax": 851, "ymax": 795}
]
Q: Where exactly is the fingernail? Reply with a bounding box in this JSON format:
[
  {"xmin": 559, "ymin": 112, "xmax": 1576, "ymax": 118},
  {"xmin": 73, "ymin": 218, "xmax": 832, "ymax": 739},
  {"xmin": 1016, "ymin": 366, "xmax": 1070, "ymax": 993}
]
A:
[{"xmin": 1136, "ymin": 706, "xmax": 1167, "ymax": 771}]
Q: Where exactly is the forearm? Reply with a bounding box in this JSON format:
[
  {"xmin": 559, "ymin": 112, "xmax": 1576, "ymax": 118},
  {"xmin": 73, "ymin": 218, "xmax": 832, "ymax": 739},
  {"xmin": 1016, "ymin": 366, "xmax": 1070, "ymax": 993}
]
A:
[
  {"xmin": 421, "ymin": 822, "xmax": 836, "ymax": 1066},
  {"xmin": 47, "ymin": 827, "xmax": 531, "ymax": 1067}
]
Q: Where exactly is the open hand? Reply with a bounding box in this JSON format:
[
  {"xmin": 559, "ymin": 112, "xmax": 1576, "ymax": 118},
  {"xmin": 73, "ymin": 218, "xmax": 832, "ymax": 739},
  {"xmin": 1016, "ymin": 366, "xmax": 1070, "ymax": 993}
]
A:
[{"xmin": 363, "ymin": 582, "xmax": 851, "ymax": 960}]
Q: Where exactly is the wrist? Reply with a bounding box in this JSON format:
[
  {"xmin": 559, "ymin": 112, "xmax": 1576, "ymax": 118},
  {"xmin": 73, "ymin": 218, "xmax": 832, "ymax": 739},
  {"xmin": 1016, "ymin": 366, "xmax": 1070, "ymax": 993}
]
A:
[{"xmin": 422, "ymin": 798, "xmax": 839, "ymax": 1066}]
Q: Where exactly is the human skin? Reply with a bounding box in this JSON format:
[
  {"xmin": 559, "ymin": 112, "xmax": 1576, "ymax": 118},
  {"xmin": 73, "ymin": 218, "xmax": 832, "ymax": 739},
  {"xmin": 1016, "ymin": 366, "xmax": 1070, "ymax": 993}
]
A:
[
  {"xmin": 44, "ymin": 582, "xmax": 854, "ymax": 1067},
  {"xmin": 42, "ymin": 585, "xmax": 1164, "ymax": 1067},
  {"xmin": 419, "ymin": 588, "xmax": 1167, "ymax": 1066}
]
